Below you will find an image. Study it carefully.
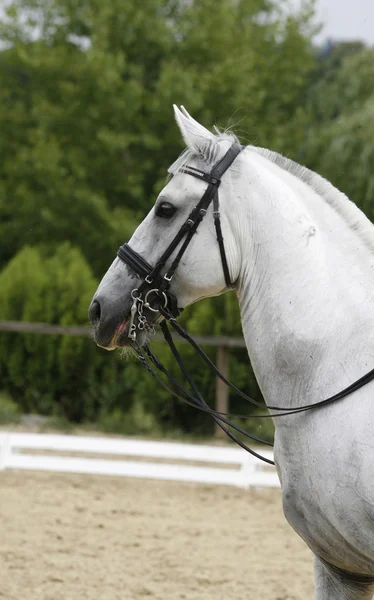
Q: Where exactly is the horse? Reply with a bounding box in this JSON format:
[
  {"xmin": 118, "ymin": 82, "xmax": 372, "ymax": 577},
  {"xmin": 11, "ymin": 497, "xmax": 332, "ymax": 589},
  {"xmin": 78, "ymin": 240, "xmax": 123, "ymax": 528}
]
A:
[{"xmin": 89, "ymin": 105, "xmax": 374, "ymax": 599}]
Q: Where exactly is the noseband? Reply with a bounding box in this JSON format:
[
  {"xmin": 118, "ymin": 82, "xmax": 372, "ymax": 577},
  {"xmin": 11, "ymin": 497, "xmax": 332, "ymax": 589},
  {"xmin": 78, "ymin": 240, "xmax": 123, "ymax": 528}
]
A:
[{"xmin": 117, "ymin": 143, "xmax": 243, "ymax": 341}]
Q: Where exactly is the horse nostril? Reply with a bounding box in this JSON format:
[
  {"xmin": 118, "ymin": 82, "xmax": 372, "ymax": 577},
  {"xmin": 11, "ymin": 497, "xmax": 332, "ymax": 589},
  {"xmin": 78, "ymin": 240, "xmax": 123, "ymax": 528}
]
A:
[{"xmin": 89, "ymin": 300, "xmax": 101, "ymax": 324}]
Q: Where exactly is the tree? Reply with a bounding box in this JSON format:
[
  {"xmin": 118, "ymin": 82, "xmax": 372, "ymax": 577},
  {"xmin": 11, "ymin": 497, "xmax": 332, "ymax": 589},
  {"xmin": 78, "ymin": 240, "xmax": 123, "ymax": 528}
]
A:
[
  {"xmin": 0, "ymin": 243, "xmax": 126, "ymax": 420},
  {"xmin": 301, "ymin": 45, "xmax": 374, "ymax": 219},
  {"xmin": 0, "ymin": 0, "xmax": 316, "ymax": 277},
  {"xmin": 0, "ymin": 0, "xmax": 319, "ymax": 432}
]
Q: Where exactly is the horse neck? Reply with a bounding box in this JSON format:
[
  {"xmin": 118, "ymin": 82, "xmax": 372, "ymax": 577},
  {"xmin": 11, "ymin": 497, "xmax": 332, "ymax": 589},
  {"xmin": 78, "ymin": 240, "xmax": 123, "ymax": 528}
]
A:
[{"xmin": 233, "ymin": 151, "xmax": 374, "ymax": 409}]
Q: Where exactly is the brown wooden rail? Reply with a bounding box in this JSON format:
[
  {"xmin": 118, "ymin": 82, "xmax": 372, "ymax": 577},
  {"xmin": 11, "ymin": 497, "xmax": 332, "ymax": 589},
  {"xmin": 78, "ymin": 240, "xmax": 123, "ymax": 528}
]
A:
[
  {"xmin": 0, "ymin": 321, "xmax": 246, "ymax": 347},
  {"xmin": 0, "ymin": 321, "xmax": 247, "ymax": 437}
]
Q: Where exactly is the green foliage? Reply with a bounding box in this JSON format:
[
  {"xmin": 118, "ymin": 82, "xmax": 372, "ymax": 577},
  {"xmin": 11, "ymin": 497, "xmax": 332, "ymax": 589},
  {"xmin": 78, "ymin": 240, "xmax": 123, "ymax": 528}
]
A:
[
  {"xmin": 301, "ymin": 44, "xmax": 374, "ymax": 220},
  {"xmin": 0, "ymin": 391, "xmax": 21, "ymax": 424},
  {"xmin": 97, "ymin": 402, "xmax": 160, "ymax": 436},
  {"xmin": 0, "ymin": 244, "xmax": 128, "ymax": 420},
  {"xmin": 2, "ymin": 0, "xmax": 358, "ymax": 440},
  {"xmin": 304, "ymin": 98, "xmax": 374, "ymax": 218},
  {"xmin": 0, "ymin": 41, "xmax": 138, "ymax": 275},
  {"xmin": 39, "ymin": 415, "xmax": 75, "ymax": 433},
  {"xmin": 305, "ymin": 41, "xmax": 367, "ymax": 122},
  {"xmin": 0, "ymin": 0, "xmax": 316, "ymax": 279}
]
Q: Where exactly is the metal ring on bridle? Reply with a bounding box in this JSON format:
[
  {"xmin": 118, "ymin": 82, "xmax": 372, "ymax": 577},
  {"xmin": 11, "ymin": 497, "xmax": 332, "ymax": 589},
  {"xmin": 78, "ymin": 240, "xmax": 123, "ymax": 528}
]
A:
[
  {"xmin": 131, "ymin": 288, "xmax": 140, "ymax": 300},
  {"xmin": 144, "ymin": 289, "xmax": 168, "ymax": 313}
]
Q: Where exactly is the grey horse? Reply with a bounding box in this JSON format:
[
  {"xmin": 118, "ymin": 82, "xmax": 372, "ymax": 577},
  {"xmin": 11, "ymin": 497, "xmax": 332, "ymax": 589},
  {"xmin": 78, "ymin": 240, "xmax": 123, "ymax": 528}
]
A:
[{"xmin": 89, "ymin": 106, "xmax": 374, "ymax": 599}]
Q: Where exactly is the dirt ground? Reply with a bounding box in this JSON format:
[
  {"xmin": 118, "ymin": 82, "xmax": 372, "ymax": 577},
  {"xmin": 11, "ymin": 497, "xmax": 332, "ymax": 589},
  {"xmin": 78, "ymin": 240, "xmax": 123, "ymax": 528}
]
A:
[{"xmin": 0, "ymin": 470, "xmax": 314, "ymax": 600}]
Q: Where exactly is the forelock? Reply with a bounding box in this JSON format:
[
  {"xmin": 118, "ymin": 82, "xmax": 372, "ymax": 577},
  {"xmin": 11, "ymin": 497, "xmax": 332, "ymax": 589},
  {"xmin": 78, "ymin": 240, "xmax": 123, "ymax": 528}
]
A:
[{"xmin": 168, "ymin": 129, "xmax": 240, "ymax": 177}]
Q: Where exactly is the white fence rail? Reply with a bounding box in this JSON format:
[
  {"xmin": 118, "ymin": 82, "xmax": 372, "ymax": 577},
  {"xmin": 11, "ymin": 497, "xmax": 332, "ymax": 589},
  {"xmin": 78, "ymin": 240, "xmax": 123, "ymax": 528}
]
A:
[{"xmin": 0, "ymin": 432, "xmax": 279, "ymax": 489}]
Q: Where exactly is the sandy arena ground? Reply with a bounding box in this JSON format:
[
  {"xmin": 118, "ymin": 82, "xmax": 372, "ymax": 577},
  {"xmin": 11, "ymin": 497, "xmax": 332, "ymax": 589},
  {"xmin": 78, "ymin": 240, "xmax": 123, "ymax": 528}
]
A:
[{"xmin": 0, "ymin": 470, "xmax": 315, "ymax": 600}]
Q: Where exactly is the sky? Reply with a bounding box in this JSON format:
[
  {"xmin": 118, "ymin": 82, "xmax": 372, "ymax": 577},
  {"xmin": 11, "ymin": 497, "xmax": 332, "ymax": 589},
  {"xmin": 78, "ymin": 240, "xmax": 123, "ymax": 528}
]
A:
[{"xmin": 310, "ymin": 0, "xmax": 374, "ymax": 45}]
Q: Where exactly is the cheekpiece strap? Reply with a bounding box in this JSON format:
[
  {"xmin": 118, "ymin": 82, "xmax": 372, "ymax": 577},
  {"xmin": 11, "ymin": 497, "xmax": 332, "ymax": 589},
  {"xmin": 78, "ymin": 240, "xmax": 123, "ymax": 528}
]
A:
[{"xmin": 180, "ymin": 143, "xmax": 244, "ymax": 288}]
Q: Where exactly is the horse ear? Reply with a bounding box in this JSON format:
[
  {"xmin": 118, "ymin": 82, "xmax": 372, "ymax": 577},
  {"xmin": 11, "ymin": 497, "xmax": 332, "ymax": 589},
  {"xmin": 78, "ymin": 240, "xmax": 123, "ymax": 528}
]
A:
[{"xmin": 173, "ymin": 105, "xmax": 216, "ymax": 158}]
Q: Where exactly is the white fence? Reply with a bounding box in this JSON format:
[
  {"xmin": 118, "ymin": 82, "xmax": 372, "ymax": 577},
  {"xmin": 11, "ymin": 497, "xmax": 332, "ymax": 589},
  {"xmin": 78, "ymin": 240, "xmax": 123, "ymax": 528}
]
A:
[{"xmin": 0, "ymin": 432, "xmax": 279, "ymax": 489}]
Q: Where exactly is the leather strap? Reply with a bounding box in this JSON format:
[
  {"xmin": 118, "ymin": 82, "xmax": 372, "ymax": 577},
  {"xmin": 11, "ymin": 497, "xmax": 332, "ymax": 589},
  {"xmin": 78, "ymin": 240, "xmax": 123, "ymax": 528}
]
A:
[
  {"xmin": 117, "ymin": 244, "xmax": 181, "ymax": 317},
  {"xmin": 117, "ymin": 143, "xmax": 243, "ymax": 304},
  {"xmin": 117, "ymin": 244, "xmax": 156, "ymax": 282},
  {"xmin": 160, "ymin": 306, "xmax": 374, "ymax": 417},
  {"xmin": 213, "ymin": 191, "xmax": 232, "ymax": 288}
]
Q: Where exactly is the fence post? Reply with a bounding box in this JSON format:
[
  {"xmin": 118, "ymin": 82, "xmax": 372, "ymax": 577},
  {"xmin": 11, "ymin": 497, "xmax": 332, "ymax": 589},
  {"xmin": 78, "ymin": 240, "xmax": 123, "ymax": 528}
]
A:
[{"xmin": 215, "ymin": 345, "xmax": 229, "ymax": 438}]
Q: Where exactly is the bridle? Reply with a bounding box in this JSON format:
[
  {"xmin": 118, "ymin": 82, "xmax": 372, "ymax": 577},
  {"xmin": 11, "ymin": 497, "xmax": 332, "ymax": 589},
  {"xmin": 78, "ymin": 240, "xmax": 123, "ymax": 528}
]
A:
[
  {"xmin": 117, "ymin": 143, "xmax": 243, "ymax": 341},
  {"xmin": 115, "ymin": 142, "xmax": 374, "ymax": 465}
]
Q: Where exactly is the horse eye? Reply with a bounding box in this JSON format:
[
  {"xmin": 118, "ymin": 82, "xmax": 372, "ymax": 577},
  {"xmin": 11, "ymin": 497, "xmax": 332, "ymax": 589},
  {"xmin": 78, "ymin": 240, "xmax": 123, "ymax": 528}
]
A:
[{"xmin": 155, "ymin": 202, "xmax": 176, "ymax": 219}]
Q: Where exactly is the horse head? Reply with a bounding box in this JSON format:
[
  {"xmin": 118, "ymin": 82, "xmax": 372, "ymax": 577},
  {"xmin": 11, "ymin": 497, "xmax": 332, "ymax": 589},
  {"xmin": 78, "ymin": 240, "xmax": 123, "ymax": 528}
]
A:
[{"xmin": 88, "ymin": 106, "xmax": 244, "ymax": 349}]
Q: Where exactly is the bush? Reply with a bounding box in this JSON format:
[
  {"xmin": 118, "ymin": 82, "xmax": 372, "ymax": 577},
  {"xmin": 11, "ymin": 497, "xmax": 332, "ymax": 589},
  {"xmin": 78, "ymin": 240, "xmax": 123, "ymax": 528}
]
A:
[
  {"xmin": 0, "ymin": 243, "xmax": 131, "ymax": 421},
  {"xmin": 97, "ymin": 401, "xmax": 160, "ymax": 436},
  {"xmin": 0, "ymin": 391, "xmax": 21, "ymax": 424}
]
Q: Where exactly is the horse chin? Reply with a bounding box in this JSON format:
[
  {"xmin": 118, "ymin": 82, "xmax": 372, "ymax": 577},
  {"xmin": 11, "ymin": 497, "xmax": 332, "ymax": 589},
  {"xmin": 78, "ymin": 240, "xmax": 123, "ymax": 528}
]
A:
[
  {"xmin": 117, "ymin": 328, "xmax": 150, "ymax": 349},
  {"xmin": 97, "ymin": 331, "xmax": 147, "ymax": 352}
]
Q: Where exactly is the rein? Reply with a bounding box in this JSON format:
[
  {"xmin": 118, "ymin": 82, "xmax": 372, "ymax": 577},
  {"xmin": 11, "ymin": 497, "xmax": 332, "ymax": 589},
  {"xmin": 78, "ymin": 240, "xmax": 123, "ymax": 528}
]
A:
[{"xmin": 116, "ymin": 143, "xmax": 374, "ymax": 466}]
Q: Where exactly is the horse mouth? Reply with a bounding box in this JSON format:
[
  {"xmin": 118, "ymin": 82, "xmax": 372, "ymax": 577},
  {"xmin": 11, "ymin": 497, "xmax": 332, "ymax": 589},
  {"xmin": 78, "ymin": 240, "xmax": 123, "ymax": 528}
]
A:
[
  {"xmin": 109, "ymin": 319, "xmax": 130, "ymax": 348},
  {"xmin": 97, "ymin": 312, "xmax": 158, "ymax": 350},
  {"xmin": 96, "ymin": 318, "xmax": 130, "ymax": 350}
]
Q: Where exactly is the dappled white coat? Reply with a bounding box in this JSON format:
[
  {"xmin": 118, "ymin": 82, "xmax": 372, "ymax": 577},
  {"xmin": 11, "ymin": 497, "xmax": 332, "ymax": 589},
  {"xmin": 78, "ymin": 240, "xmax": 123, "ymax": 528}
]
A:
[{"xmin": 91, "ymin": 107, "xmax": 374, "ymax": 599}]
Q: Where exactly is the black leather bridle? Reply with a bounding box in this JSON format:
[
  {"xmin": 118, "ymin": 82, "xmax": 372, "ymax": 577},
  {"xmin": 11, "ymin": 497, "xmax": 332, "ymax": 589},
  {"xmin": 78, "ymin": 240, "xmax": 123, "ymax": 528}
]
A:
[
  {"xmin": 115, "ymin": 142, "xmax": 374, "ymax": 465},
  {"xmin": 117, "ymin": 143, "xmax": 243, "ymax": 339}
]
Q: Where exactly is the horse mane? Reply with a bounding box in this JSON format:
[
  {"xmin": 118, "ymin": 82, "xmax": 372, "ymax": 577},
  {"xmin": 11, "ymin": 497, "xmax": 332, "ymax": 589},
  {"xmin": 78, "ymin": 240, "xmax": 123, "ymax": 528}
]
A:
[
  {"xmin": 168, "ymin": 128, "xmax": 374, "ymax": 251},
  {"xmin": 251, "ymin": 146, "xmax": 374, "ymax": 252}
]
